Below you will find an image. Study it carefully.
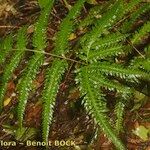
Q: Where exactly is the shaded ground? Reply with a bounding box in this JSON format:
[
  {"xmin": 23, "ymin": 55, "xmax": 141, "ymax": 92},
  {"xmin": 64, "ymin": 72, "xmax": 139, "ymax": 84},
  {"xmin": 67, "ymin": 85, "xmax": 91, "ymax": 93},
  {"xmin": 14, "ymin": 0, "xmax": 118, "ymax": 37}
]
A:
[{"xmin": 0, "ymin": 0, "xmax": 150, "ymax": 150}]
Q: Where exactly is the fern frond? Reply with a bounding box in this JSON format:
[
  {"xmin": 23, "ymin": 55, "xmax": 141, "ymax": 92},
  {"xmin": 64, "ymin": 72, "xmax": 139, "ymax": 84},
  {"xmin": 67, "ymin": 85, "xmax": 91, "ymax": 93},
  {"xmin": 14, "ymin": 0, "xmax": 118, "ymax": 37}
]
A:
[
  {"xmin": 17, "ymin": 54, "xmax": 44, "ymax": 128},
  {"xmin": 54, "ymin": 0, "xmax": 86, "ymax": 55},
  {"xmin": 67, "ymin": 0, "xmax": 86, "ymax": 20},
  {"xmin": 131, "ymin": 21, "xmax": 150, "ymax": 44},
  {"xmin": 17, "ymin": 1, "xmax": 54, "ymax": 127},
  {"xmin": 122, "ymin": 4, "xmax": 150, "ymax": 32},
  {"xmin": 91, "ymin": 32, "xmax": 128, "ymax": 50},
  {"xmin": 41, "ymin": 0, "xmax": 86, "ymax": 143},
  {"xmin": 81, "ymin": 1, "xmax": 123, "ymax": 45},
  {"xmin": 33, "ymin": 4, "xmax": 53, "ymax": 50},
  {"xmin": 79, "ymin": 32, "xmax": 128, "ymax": 62},
  {"xmin": 88, "ymin": 62, "xmax": 149, "ymax": 81},
  {"xmin": 80, "ymin": 1, "xmax": 124, "ymax": 62},
  {"xmin": 114, "ymin": 100, "xmax": 125, "ymax": 134},
  {"xmin": 76, "ymin": 67, "xmax": 126, "ymax": 150},
  {"xmin": 79, "ymin": 2, "xmax": 110, "ymax": 28},
  {"xmin": 130, "ymin": 57, "xmax": 150, "ymax": 72},
  {"xmin": 88, "ymin": 73, "xmax": 132, "ymax": 96},
  {"xmin": 87, "ymin": 44, "xmax": 124, "ymax": 62},
  {"xmin": 54, "ymin": 19, "xmax": 73, "ymax": 55},
  {"xmin": 42, "ymin": 59, "xmax": 67, "ymax": 143},
  {"xmin": 0, "ymin": 34, "xmax": 13, "ymax": 64},
  {"xmin": 38, "ymin": 0, "xmax": 53, "ymax": 9},
  {"xmin": 124, "ymin": 0, "xmax": 142, "ymax": 13},
  {"xmin": 0, "ymin": 27, "xmax": 27, "ymax": 111}
]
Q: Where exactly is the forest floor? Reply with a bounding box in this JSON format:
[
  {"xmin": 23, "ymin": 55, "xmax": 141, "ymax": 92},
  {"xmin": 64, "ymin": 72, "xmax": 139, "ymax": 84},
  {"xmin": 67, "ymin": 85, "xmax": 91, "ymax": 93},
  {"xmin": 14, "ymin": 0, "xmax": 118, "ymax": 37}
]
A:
[{"xmin": 0, "ymin": 0, "xmax": 150, "ymax": 150}]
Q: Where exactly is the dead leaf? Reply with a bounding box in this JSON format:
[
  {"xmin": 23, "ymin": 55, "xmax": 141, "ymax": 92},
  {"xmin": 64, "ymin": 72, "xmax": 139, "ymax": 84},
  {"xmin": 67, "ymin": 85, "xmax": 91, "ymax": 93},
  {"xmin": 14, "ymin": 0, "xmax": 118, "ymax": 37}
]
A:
[{"xmin": 4, "ymin": 98, "xmax": 11, "ymax": 106}]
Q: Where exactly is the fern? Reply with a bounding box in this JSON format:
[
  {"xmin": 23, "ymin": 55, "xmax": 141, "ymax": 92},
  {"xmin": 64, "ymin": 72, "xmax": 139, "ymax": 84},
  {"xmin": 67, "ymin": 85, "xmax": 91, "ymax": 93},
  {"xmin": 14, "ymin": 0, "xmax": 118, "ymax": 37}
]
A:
[
  {"xmin": 114, "ymin": 100, "xmax": 125, "ymax": 134},
  {"xmin": 17, "ymin": 54, "xmax": 44, "ymax": 128},
  {"xmin": 80, "ymin": 0, "xmax": 124, "ymax": 63},
  {"xmin": 91, "ymin": 32, "xmax": 128, "ymax": 50},
  {"xmin": 76, "ymin": 67, "xmax": 126, "ymax": 150},
  {"xmin": 88, "ymin": 62, "xmax": 149, "ymax": 81},
  {"xmin": 131, "ymin": 21, "xmax": 150, "ymax": 44},
  {"xmin": 54, "ymin": 0, "xmax": 86, "ymax": 55},
  {"xmin": 0, "ymin": 34, "xmax": 13, "ymax": 64},
  {"xmin": 131, "ymin": 58, "xmax": 150, "ymax": 71},
  {"xmin": 79, "ymin": 3, "xmax": 110, "ymax": 28},
  {"xmin": 88, "ymin": 44, "xmax": 124, "ymax": 62},
  {"xmin": 17, "ymin": 0, "xmax": 54, "ymax": 128},
  {"xmin": 42, "ymin": 59, "xmax": 67, "ymax": 142},
  {"xmin": 42, "ymin": 0, "xmax": 86, "ymax": 143},
  {"xmin": 123, "ymin": 0, "xmax": 142, "ymax": 13},
  {"xmin": 89, "ymin": 73, "xmax": 131, "ymax": 95},
  {"xmin": 122, "ymin": 4, "xmax": 150, "ymax": 32},
  {"xmin": 87, "ymin": 0, "xmax": 123, "ymax": 38},
  {"xmin": 0, "ymin": 27, "xmax": 27, "ymax": 111}
]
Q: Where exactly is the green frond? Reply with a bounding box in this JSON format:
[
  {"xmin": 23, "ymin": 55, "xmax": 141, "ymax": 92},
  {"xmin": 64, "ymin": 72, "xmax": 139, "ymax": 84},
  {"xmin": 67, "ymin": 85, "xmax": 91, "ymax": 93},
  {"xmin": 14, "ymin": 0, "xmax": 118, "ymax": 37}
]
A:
[
  {"xmin": 88, "ymin": 0, "xmax": 123, "ymax": 39},
  {"xmin": 114, "ymin": 100, "xmax": 125, "ymax": 134},
  {"xmin": 79, "ymin": 32, "xmax": 128, "ymax": 62},
  {"xmin": 38, "ymin": 0, "xmax": 54, "ymax": 9},
  {"xmin": 0, "ymin": 27, "xmax": 27, "ymax": 111},
  {"xmin": 79, "ymin": 2, "xmax": 110, "ymax": 28},
  {"xmin": 131, "ymin": 21, "xmax": 150, "ymax": 44},
  {"xmin": 124, "ymin": 0, "xmax": 142, "ymax": 13},
  {"xmin": 80, "ymin": 0, "xmax": 124, "ymax": 62},
  {"xmin": 0, "ymin": 34, "xmax": 13, "ymax": 64},
  {"xmin": 76, "ymin": 67, "xmax": 126, "ymax": 150},
  {"xmin": 17, "ymin": 1, "xmax": 54, "ymax": 127},
  {"xmin": 67, "ymin": 0, "xmax": 86, "ymax": 20},
  {"xmin": 122, "ymin": 4, "xmax": 150, "ymax": 32},
  {"xmin": 54, "ymin": 19, "xmax": 73, "ymax": 55},
  {"xmin": 91, "ymin": 32, "xmax": 128, "ymax": 50},
  {"xmin": 33, "ymin": 2, "xmax": 54, "ymax": 50},
  {"xmin": 79, "ymin": 5, "xmax": 102, "ymax": 28},
  {"xmin": 130, "ymin": 57, "xmax": 150, "ymax": 72},
  {"xmin": 88, "ymin": 62, "xmax": 149, "ymax": 81},
  {"xmin": 54, "ymin": 0, "xmax": 86, "ymax": 55},
  {"xmin": 0, "ymin": 1, "xmax": 149, "ymax": 149},
  {"xmin": 17, "ymin": 54, "xmax": 44, "ymax": 128},
  {"xmin": 88, "ymin": 73, "xmax": 132, "ymax": 96},
  {"xmin": 42, "ymin": 0, "xmax": 86, "ymax": 142},
  {"xmin": 42, "ymin": 59, "xmax": 67, "ymax": 143},
  {"xmin": 87, "ymin": 44, "xmax": 124, "ymax": 62}
]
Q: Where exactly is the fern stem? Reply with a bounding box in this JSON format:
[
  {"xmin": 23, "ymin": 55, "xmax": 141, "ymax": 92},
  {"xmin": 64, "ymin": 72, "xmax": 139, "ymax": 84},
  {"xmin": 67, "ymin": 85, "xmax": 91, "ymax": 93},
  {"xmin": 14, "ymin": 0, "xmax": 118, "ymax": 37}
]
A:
[{"xmin": 10, "ymin": 48, "xmax": 86, "ymax": 65}]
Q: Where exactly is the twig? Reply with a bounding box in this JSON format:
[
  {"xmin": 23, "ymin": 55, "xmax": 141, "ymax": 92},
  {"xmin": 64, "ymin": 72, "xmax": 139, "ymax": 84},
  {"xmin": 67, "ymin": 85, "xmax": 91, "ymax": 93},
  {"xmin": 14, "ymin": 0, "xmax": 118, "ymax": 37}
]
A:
[{"xmin": 0, "ymin": 25, "xmax": 19, "ymax": 28}]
